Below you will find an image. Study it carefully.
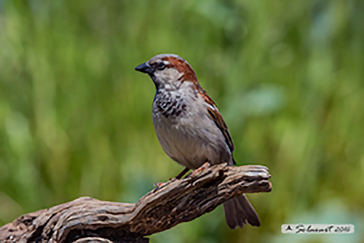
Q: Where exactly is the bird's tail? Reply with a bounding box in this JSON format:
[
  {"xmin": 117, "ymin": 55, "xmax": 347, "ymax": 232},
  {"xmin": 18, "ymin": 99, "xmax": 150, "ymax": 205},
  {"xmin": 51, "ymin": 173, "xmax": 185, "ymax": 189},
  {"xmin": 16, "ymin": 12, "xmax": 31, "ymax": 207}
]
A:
[{"xmin": 223, "ymin": 194, "xmax": 260, "ymax": 229}]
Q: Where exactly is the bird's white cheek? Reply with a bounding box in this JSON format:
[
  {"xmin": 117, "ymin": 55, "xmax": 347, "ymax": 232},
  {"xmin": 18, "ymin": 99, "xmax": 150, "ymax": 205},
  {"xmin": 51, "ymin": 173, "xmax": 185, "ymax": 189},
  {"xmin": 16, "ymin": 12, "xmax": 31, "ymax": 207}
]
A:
[
  {"xmin": 154, "ymin": 68, "xmax": 181, "ymax": 87},
  {"xmin": 165, "ymin": 68, "xmax": 180, "ymax": 80}
]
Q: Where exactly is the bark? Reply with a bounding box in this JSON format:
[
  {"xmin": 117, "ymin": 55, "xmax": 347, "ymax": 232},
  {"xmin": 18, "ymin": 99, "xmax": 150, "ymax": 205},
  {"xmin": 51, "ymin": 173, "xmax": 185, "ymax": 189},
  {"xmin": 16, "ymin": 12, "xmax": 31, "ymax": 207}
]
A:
[{"xmin": 0, "ymin": 164, "xmax": 272, "ymax": 243}]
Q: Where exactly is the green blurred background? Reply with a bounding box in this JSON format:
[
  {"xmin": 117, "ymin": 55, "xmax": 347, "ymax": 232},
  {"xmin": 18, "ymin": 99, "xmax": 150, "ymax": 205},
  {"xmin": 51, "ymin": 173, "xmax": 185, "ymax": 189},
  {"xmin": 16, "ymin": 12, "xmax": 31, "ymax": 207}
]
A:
[{"xmin": 0, "ymin": 0, "xmax": 363, "ymax": 242}]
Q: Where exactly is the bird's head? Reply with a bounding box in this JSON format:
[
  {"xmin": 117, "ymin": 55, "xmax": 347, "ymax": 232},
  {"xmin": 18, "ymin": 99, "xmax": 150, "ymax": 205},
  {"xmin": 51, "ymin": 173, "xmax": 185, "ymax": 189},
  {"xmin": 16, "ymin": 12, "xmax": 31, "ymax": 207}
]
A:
[{"xmin": 135, "ymin": 54, "xmax": 198, "ymax": 90}]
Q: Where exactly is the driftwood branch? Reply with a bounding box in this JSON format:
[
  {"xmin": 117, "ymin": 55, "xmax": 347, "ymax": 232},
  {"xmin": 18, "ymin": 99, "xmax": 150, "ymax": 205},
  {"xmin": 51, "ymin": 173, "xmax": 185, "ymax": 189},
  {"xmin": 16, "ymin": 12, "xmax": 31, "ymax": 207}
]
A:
[{"xmin": 0, "ymin": 164, "xmax": 272, "ymax": 243}]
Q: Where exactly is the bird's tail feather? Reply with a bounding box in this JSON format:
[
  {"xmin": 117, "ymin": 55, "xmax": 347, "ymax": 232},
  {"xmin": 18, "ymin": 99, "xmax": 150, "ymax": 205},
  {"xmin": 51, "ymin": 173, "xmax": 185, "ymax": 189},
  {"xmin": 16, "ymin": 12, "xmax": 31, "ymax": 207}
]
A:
[{"xmin": 223, "ymin": 194, "xmax": 260, "ymax": 229}]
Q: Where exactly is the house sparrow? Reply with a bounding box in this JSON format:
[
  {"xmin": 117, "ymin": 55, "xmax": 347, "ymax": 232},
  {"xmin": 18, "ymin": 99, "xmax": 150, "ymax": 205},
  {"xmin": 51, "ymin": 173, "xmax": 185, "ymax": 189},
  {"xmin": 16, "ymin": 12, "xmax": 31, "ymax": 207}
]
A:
[{"xmin": 135, "ymin": 54, "xmax": 260, "ymax": 229}]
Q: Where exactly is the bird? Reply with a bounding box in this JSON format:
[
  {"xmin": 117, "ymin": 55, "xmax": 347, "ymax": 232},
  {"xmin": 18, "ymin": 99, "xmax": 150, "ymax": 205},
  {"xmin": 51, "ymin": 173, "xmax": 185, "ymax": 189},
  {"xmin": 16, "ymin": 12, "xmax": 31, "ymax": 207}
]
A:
[{"xmin": 135, "ymin": 54, "xmax": 260, "ymax": 229}]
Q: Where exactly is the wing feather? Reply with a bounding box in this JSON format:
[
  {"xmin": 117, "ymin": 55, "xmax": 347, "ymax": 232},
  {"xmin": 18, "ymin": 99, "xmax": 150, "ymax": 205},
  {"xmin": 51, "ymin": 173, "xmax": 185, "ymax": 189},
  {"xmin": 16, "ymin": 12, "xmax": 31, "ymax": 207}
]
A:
[{"xmin": 199, "ymin": 91, "xmax": 235, "ymax": 153}]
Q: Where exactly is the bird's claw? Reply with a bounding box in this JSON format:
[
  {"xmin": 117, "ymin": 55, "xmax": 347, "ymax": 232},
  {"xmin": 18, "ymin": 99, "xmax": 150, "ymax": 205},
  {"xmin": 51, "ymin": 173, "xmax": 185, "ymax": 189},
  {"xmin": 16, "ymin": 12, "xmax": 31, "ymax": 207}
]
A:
[{"xmin": 188, "ymin": 162, "xmax": 210, "ymax": 177}]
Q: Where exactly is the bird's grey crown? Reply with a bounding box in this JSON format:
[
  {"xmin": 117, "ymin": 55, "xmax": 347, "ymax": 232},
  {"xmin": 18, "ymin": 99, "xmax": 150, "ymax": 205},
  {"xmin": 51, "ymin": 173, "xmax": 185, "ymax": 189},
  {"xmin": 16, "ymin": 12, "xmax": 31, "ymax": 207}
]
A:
[
  {"xmin": 151, "ymin": 53, "xmax": 185, "ymax": 61},
  {"xmin": 147, "ymin": 54, "xmax": 193, "ymax": 70}
]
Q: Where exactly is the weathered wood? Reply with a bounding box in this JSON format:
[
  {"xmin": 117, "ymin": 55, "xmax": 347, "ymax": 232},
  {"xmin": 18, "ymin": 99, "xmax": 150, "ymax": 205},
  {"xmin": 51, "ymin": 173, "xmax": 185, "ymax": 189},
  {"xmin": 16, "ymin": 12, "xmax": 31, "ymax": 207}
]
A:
[{"xmin": 0, "ymin": 164, "xmax": 272, "ymax": 243}]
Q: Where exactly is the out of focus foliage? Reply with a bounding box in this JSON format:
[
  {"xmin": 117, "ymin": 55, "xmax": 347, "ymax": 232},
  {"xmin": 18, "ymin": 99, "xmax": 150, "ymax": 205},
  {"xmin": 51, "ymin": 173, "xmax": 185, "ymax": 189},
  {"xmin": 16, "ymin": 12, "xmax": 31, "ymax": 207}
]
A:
[{"xmin": 0, "ymin": 0, "xmax": 363, "ymax": 242}]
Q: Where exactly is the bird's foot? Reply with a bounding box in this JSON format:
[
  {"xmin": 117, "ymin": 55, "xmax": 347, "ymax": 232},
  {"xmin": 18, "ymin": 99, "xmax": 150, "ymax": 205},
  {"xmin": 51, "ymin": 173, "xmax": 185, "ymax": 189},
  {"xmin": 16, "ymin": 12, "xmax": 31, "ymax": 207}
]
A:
[
  {"xmin": 188, "ymin": 162, "xmax": 210, "ymax": 177},
  {"xmin": 153, "ymin": 182, "xmax": 167, "ymax": 188},
  {"xmin": 153, "ymin": 177, "xmax": 176, "ymax": 191}
]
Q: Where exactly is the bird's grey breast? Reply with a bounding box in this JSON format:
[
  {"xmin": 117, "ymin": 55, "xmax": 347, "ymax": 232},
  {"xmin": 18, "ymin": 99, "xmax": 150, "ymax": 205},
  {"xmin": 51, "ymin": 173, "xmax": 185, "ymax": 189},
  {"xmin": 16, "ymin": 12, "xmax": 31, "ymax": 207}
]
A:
[{"xmin": 152, "ymin": 88, "xmax": 232, "ymax": 169}]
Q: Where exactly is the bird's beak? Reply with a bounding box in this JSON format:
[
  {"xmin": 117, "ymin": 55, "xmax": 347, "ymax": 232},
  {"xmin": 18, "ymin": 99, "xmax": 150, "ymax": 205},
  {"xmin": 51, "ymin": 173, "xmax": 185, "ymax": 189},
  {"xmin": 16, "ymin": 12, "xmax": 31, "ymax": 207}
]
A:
[{"xmin": 135, "ymin": 62, "xmax": 152, "ymax": 74}]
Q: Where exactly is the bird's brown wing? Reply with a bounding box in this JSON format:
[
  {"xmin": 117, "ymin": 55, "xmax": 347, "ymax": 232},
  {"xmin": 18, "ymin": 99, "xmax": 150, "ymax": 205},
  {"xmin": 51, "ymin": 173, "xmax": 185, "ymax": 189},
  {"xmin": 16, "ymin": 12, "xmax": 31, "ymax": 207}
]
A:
[{"xmin": 199, "ymin": 90, "xmax": 235, "ymax": 153}]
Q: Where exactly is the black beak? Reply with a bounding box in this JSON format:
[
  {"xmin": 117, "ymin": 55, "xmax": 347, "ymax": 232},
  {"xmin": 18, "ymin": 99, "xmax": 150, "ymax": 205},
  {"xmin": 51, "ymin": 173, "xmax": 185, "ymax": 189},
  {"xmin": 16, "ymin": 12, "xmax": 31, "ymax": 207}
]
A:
[{"xmin": 135, "ymin": 62, "xmax": 152, "ymax": 74}]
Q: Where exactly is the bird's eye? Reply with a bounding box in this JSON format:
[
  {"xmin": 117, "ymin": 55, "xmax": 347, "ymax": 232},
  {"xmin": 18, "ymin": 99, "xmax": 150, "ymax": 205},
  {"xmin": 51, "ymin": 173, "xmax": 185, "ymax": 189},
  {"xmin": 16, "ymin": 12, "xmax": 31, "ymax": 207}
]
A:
[{"xmin": 157, "ymin": 62, "xmax": 166, "ymax": 70}]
